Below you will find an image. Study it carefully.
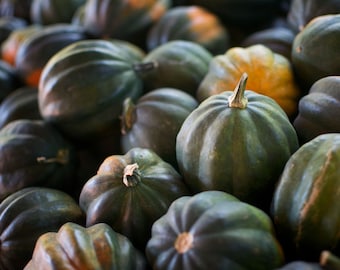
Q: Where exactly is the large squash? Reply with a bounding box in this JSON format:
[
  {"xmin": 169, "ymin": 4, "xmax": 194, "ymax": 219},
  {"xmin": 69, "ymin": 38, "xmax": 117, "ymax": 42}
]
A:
[
  {"xmin": 146, "ymin": 190, "xmax": 284, "ymax": 270},
  {"xmin": 271, "ymin": 133, "xmax": 340, "ymax": 260},
  {"xmin": 38, "ymin": 39, "xmax": 145, "ymax": 142},
  {"xmin": 24, "ymin": 222, "xmax": 146, "ymax": 270},
  {"xmin": 79, "ymin": 147, "xmax": 190, "ymax": 250},
  {"xmin": 197, "ymin": 44, "xmax": 301, "ymax": 118},
  {"xmin": 0, "ymin": 187, "xmax": 84, "ymax": 270},
  {"xmin": 0, "ymin": 119, "xmax": 77, "ymax": 200},
  {"xmin": 176, "ymin": 73, "xmax": 299, "ymax": 209}
]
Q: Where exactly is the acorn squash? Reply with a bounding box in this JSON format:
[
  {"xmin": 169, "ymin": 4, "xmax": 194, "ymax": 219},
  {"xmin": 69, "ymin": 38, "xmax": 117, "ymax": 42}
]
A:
[
  {"xmin": 0, "ymin": 187, "xmax": 84, "ymax": 270},
  {"xmin": 79, "ymin": 147, "xmax": 190, "ymax": 250},
  {"xmin": 146, "ymin": 190, "xmax": 284, "ymax": 270},
  {"xmin": 176, "ymin": 73, "xmax": 299, "ymax": 209}
]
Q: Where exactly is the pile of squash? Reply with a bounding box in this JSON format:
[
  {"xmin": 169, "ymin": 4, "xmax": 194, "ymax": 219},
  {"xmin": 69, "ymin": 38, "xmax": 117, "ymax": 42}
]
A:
[{"xmin": 0, "ymin": 0, "xmax": 339, "ymax": 269}]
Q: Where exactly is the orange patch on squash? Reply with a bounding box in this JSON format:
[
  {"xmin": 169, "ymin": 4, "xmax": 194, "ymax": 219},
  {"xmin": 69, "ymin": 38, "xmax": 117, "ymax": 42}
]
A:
[
  {"xmin": 25, "ymin": 69, "xmax": 43, "ymax": 87},
  {"xmin": 187, "ymin": 6, "xmax": 224, "ymax": 43}
]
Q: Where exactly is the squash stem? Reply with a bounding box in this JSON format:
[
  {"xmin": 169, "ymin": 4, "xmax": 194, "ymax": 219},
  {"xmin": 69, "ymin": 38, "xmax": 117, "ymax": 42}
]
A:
[
  {"xmin": 36, "ymin": 149, "xmax": 69, "ymax": 165},
  {"xmin": 228, "ymin": 73, "xmax": 248, "ymax": 109},
  {"xmin": 320, "ymin": 251, "xmax": 340, "ymax": 270},
  {"xmin": 174, "ymin": 232, "xmax": 194, "ymax": 254},
  {"xmin": 120, "ymin": 97, "xmax": 136, "ymax": 135},
  {"xmin": 123, "ymin": 163, "xmax": 141, "ymax": 187}
]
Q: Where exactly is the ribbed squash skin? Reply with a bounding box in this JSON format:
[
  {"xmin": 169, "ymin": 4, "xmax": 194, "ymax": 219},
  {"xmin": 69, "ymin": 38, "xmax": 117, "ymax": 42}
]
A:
[
  {"xmin": 146, "ymin": 190, "xmax": 284, "ymax": 270},
  {"xmin": 0, "ymin": 86, "xmax": 41, "ymax": 129},
  {"xmin": 0, "ymin": 60, "xmax": 22, "ymax": 102},
  {"xmin": 293, "ymin": 76, "xmax": 340, "ymax": 143},
  {"xmin": 0, "ymin": 119, "xmax": 77, "ymax": 200},
  {"xmin": 120, "ymin": 88, "xmax": 198, "ymax": 168},
  {"xmin": 15, "ymin": 23, "xmax": 88, "ymax": 87},
  {"xmin": 271, "ymin": 133, "xmax": 340, "ymax": 260},
  {"xmin": 0, "ymin": 187, "xmax": 84, "ymax": 270},
  {"xmin": 291, "ymin": 14, "xmax": 340, "ymax": 89},
  {"xmin": 135, "ymin": 40, "xmax": 213, "ymax": 96},
  {"xmin": 80, "ymin": 0, "xmax": 171, "ymax": 47},
  {"xmin": 30, "ymin": 0, "xmax": 86, "ymax": 25},
  {"xmin": 38, "ymin": 39, "xmax": 144, "ymax": 141},
  {"xmin": 79, "ymin": 147, "xmax": 190, "ymax": 250},
  {"xmin": 176, "ymin": 75, "xmax": 299, "ymax": 208},
  {"xmin": 146, "ymin": 5, "xmax": 229, "ymax": 55},
  {"xmin": 24, "ymin": 222, "xmax": 147, "ymax": 270}
]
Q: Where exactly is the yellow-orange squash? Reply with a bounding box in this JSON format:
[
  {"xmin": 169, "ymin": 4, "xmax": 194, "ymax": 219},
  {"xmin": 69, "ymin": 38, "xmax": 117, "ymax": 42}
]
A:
[{"xmin": 197, "ymin": 44, "xmax": 301, "ymax": 117}]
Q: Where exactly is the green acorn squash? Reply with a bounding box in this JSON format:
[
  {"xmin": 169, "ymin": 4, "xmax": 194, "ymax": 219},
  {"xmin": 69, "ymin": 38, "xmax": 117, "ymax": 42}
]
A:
[
  {"xmin": 293, "ymin": 76, "xmax": 340, "ymax": 144},
  {"xmin": 24, "ymin": 222, "xmax": 146, "ymax": 270},
  {"xmin": 291, "ymin": 14, "xmax": 340, "ymax": 89},
  {"xmin": 79, "ymin": 147, "xmax": 190, "ymax": 250},
  {"xmin": 146, "ymin": 5, "xmax": 230, "ymax": 55},
  {"xmin": 0, "ymin": 187, "xmax": 84, "ymax": 270},
  {"xmin": 38, "ymin": 39, "xmax": 145, "ymax": 142},
  {"xmin": 146, "ymin": 190, "xmax": 284, "ymax": 270},
  {"xmin": 134, "ymin": 40, "xmax": 213, "ymax": 96},
  {"xmin": 271, "ymin": 133, "xmax": 340, "ymax": 260},
  {"xmin": 120, "ymin": 87, "xmax": 198, "ymax": 168},
  {"xmin": 0, "ymin": 119, "xmax": 77, "ymax": 200},
  {"xmin": 176, "ymin": 73, "xmax": 299, "ymax": 209}
]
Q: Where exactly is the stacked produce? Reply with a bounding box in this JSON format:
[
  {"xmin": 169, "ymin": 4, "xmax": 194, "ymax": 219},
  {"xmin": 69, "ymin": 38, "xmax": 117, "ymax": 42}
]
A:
[{"xmin": 0, "ymin": 0, "xmax": 339, "ymax": 269}]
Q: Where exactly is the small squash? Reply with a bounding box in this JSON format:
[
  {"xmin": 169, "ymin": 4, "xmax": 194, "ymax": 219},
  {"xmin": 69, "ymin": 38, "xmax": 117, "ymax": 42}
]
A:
[
  {"xmin": 120, "ymin": 87, "xmax": 198, "ymax": 168},
  {"xmin": 134, "ymin": 40, "xmax": 213, "ymax": 96},
  {"xmin": 15, "ymin": 23, "xmax": 88, "ymax": 87},
  {"xmin": 197, "ymin": 44, "xmax": 301, "ymax": 118},
  {"xmin": 0, "ymin": 187, "xmax": 84, "ymax": 270},
  {"xmin": 146, "ymin": 190, "xmax": 284, "ymax": 270},
  {"xmin": 38, "ymin": 39, "xmax": 145, "ymax": 142},
  {"xmin": 271, "ymin": 133, "xmax": 340, "ymax": 260},
  {"xmin": 146, "ymin": 5, "xmax": 230, "ymax": 55},
  {"xmin": 79, "ymin": 147, "xmax": 190, "ymax": 250},
  {"xmin": 291, "ymin": 14, "xmax": 340, "ymax": 89},
  {"xmin": 24, "ymin": 222, "xmax": 146, "ymax": 270},
  {"xmin": 176, "ymin": 73, "xmax": 299, "ymax": 209},
  {"xmin": 0, "ymin": 119, "xmax": 77, "ymax": 200},
  {"xmin": 293, "ymin": 76, "xmax": 340, "ymax": 144}
]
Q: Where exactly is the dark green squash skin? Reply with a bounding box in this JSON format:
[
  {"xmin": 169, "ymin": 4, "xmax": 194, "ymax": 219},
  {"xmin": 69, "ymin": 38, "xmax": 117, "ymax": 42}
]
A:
[
  {"xmin": 134, "ymin": 40, "xmax": 213, "ymax": 96},
  {"xmin": 15, "ymin": 23, "xmax": 88, "ymax": 86},
  {"xmin": 79, "ymin": 147, "xmax": 190, "ymax": 250},
  {"xmin": 293, "ymin": 76, "xmax": 340, "ymax": 144},
  {"xmin": 0, "ymin": 187, "xmax": 84, "ymax": 270},
  {"xmin": 38, "ymin": 39, "xmax": 144, "ymax": 142},
  {"xmin": 30, "ymin": 0, "xmax": 86, "ymax": 25},
  {"xmin": 271, "ymin": 133, "xmax": 340, "ymax": 261},
  {"xmin": 291, "ymin": 14, "xmax": 340, "ymax": 89},
  {"xmin": 24, "ymin": 222, "xmax": 147, "ymax": 270},
  {"xmin": 176, "ymin": 78, "xmax": 299, "ymax": 209},
  {"xmin": 0, "ymin": 60, "xmax": 23, "ymax": 102},
  {"xmin": 0, "ymin": 119, "xmax": 77, "ymax": 200},
  {"xmin": 287, "ymin": 0, "xmax": 340, "ymax": 33},
  {"xmin": 0, "ymin": 16, "xmax": 27, "ymax": 45},
  {"xmin": 0, "ymin": 86, "xmax": 41, "ymax": 129},
  {"xmin": 146, "ymin": 190, "xmax": 284, "ymax": 270},
  {"xmin": 146, "ymin": 6, "xmax": 230, "ymax": 55},
  {"xmin": 0, "ymin": 0, "xmax": 32, "ymax": 22},
  {"xmin": 120, "ymin": 88, "xmax": 198, "ymax": 168}
]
